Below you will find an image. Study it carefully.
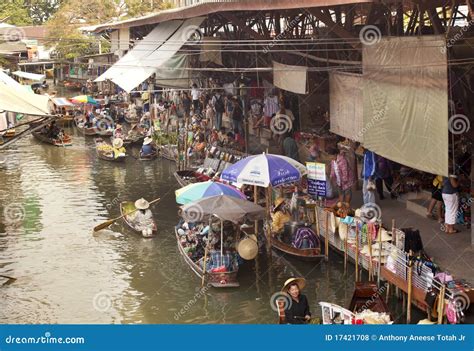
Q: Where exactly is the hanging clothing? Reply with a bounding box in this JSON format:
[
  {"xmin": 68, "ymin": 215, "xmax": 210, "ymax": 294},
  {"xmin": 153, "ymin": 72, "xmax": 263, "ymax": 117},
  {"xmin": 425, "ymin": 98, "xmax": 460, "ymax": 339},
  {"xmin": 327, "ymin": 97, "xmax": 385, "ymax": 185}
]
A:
[
  {"xmin": 263, "ymin": 95, "xmax": 279, "ymax": 118},
  {"xmin": 331, "ymin": 155, "xmax": 354, "ymax": 191},
  {"xmin": 362, "ymin": 150, "xmax": 376, "ymax": 180}
]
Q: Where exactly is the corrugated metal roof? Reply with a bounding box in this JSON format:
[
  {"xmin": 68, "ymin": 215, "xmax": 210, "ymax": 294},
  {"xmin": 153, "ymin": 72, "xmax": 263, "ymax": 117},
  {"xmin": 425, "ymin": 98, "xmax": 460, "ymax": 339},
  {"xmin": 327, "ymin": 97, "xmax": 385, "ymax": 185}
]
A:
[{"xmin": 84, "ymin": 0, "xmax": 374, "ymax": 33}]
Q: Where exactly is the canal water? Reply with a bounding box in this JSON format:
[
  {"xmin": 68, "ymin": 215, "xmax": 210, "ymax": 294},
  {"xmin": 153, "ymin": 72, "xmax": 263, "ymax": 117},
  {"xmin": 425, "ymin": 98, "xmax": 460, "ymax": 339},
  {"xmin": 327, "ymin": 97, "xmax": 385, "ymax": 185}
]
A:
[{"xmin": 0, "ymin": 127, "xmax": 407, "ymax": 324}]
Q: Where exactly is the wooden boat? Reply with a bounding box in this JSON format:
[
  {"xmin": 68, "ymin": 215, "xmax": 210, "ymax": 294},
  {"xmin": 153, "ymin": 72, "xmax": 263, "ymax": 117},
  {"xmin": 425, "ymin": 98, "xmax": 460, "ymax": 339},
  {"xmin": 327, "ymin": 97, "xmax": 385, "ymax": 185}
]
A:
[
  {"xmin": 75, "ymin": 117, "xmax": 114, "ymax": 137},
  {"xmin": 123, "ymin": 134, "xmax": 144, "ymax": 147},
  {"xmin": 348, "ymin": 282, "xmax": 393, "ymax": 319},
  {"xmin": 271, "ymin": 235, "xmax": 324, "ymax": 261},
  {"xmin": 120, "ymin": 202, "xmax": 157, "ymax": 237},
  {"xmin": 139, "ymin": 150, "xmax": 158, "ymax": 161},
  {"xmin": 173, "ymin": 170, "xmax": 211, "ymax": 187},
  {"xmin": 160, "ymin": 144, "xmax": 178, "ymax": 162},
  {"xmin": 94, "ymin": 137, "xmax": 126, "ymax": 162},
  {"xmin": 175, "ymin": 227, "xmax": 239, "ymax": 288},
  {"xmin": 32, "ymin": 131, "xmax": 72, "ymax": 147}
]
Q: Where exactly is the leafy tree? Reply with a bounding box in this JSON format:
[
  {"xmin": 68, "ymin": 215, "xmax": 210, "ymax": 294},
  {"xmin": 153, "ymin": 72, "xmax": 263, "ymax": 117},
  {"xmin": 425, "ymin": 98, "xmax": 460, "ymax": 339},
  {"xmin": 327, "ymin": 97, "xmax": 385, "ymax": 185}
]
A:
[
  {"xmin": 26, "ymin": 0, "xmax": 63, "ymax": 25},
  {"xmin": 0, "ymin": 0, "xmax": 32, "ymax": 26}
]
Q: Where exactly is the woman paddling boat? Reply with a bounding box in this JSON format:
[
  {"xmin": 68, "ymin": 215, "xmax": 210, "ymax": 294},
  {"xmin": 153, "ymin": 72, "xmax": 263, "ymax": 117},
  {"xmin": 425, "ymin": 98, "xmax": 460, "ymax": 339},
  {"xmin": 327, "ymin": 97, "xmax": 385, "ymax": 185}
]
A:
[{"xmin": 123, "ymin": 198, "xmax": 156, "ymax": 237}]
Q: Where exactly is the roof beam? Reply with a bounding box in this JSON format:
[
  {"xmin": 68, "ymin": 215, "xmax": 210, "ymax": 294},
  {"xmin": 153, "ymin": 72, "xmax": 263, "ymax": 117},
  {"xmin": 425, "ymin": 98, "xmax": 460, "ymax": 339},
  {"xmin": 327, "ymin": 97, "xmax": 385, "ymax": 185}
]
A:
[{"xmin": 305, "ymin": 8, "xmax": 360, "ymax": 48}]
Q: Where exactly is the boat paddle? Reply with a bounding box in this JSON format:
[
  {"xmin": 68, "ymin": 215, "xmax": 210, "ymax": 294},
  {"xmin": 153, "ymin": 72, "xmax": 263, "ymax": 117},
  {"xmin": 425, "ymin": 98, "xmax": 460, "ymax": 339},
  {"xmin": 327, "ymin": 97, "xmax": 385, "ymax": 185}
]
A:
[{"xmin": 93, "ymin": 197, "xmax": 161, "ymax": 232}]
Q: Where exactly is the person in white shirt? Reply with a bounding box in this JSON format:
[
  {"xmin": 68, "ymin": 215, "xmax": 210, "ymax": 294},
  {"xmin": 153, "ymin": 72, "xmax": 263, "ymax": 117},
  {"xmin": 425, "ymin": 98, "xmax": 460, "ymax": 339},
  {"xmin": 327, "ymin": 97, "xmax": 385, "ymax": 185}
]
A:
[
  {"xmin": 191, "ymin": 84, "xmax": 201, "ymax": 113},
  {"xmin": 130, "ymin": 198, "xmax": 155, "ymax": 237}
]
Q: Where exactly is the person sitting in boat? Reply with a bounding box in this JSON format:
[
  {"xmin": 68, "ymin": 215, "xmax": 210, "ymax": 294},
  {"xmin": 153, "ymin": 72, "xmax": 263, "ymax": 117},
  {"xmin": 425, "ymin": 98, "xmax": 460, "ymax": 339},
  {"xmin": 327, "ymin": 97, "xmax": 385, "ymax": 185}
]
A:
[
  {"xmin": 113, "ymin": 124, "xmax": 123, "ymax": 139},
  {"xmin": 112, "ymin": 138, "xmax": 126, "ymax": 159},
  {"xmin": 140, "ymin": 137, "xmax": 156, "ymax": 157},
  {"xmin": 130, "ymin": 198, "xmax": 154, "ymax": 237},
  {"xmin": 271, "ymin": 197, "xmax": 291, "ymax": 234},
  {"xmin": 281, "ymin": 277, "xmax": 311, "ymax": 324},
  {"xmin": 47, "ymin": 121, "xmax": 60, "ymax": 139}
]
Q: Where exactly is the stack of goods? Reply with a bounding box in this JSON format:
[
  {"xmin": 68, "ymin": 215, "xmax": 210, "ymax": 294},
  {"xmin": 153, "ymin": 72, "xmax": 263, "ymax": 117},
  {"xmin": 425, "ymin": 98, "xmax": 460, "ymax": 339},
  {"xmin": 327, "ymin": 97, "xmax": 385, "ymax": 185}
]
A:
[
  {"xmin": 354, "ymin": 310, "xmax": 392, "ymax": 324},
  {"xmin": 176, "ymin": 222, "xmax": 208, "ymax": 262}
]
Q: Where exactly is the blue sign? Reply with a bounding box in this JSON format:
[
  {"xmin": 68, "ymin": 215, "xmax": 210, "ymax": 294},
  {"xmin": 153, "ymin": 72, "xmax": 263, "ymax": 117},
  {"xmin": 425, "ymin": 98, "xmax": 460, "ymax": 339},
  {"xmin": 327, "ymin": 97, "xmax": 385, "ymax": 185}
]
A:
[{"xmin": 0, "ymin": 325, "xmax": 472, "ymax": 351}]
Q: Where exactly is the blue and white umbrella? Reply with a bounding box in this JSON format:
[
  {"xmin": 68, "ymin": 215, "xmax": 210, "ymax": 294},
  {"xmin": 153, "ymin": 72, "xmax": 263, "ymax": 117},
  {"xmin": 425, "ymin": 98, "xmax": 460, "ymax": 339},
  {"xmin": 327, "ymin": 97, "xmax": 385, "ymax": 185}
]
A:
[{"xmin": 220, "ymin": 153, "xmax": 307, "ymax": 188}]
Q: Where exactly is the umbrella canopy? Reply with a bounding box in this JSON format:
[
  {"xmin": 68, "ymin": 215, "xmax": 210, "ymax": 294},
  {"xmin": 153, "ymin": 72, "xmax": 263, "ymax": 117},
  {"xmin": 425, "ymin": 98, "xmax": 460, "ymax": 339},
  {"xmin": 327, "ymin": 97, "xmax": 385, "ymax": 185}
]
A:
[
  {"xmin": 71, "ymin": 95, "xmax": 98, "ymax": 105},
  {"xmin": 175, "ymin": 181, "xmax": 246, "ymax": 205},
  {"xmin": 220, "ymin": 153, "xmax": 307, "ymax": 188},
  {"xmin": 180, "ymin": 195, "xmax": 265, "ymax": 224}
]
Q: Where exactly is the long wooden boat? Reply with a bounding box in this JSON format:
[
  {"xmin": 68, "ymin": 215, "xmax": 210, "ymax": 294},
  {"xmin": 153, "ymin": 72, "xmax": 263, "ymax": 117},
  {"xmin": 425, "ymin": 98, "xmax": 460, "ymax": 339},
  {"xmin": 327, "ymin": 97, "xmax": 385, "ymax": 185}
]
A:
[
  {"xmin": 120, "ymin": 202, "xmax": 157, "ymax": 237},
  {"xmin": 139, "ymin": 150, "xmax": 158, "ymax": 161},
  {"xmin": 160, "ymin": 144, "xmax": 178, "ymax": 162},
  {"xmin": 173, "ymin": 170, "xmax": 211, "ymax": 187},
  {"xmin": 75, "ymin": 117, "xmax": 114, "ymax": 136},
  {"xmin": 32, "ymin": 131, "xmax": 72, "ymax": 147},
  {"xmin": 271, "ymin": 236, "xmax": 324, "ymax": 261},
  {"xmin": 175, "ymin": 227, "xmax": 239, "ymax": 288},
  {"xmin": 94, "ymin": 137, "xmax": 126, "ymax": 162},
  {"xmin": 348, "ymin": 282, "xmax": 393, "ymax": 320}
]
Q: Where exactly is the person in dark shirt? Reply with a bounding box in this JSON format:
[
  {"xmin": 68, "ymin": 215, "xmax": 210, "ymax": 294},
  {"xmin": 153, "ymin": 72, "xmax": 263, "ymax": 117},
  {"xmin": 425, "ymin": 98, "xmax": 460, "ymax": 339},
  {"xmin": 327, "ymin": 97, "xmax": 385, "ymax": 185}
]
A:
[{"xmin": 282, "ymin": 278, "xmax": 311, "ymax": 324}]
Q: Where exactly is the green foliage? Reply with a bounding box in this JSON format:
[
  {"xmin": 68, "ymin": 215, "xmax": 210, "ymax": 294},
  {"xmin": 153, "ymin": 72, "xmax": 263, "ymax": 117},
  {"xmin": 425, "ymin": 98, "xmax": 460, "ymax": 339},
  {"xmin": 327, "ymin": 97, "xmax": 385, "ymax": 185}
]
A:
[{"xmin": 0, "ymin": 0, "xmax": 32, "ymax": 26}]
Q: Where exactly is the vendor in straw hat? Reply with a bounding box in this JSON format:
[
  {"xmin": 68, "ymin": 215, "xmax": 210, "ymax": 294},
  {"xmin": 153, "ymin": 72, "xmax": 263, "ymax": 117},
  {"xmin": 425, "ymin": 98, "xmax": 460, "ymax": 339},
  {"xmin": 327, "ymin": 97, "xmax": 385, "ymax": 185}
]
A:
[
  {"xmin": 130, "ymin": 198, "xmax": 154, "ymax": 237},
  {"xmin": 271, "ymin": 197, "xmax": 291, "ymax": 234},
  {"xmin": 112, "ymin": 138, "xmax": 126, "ymax": 159},
  {"xmin": 281, "ymin": 277, "xmax": 311, "ymax": 324},
  {"xmin": 113, "ymin": 123, "xmax": 123, "ymax": 139},
  {"xmin": 140, "ymin": 137, "xmax": 156, "ymax": 157}
]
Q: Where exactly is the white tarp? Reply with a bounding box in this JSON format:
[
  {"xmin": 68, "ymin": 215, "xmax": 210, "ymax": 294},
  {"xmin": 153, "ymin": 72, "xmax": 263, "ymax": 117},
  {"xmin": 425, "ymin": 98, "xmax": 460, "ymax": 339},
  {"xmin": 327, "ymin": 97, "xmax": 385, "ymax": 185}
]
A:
[
  {"xmin": 273, "ymin": 61, "xmax": 307, "ymax": 94},
  {"xmin": 0, "ymin": 71, "xmax": 50, "ymax": 116},
  {"xmin": 363, "ymin": 36, "xmax": 449, "ymax": 176},
  {"xmin": 330, "ymin": 72, "xmax": 364, "ymax": 142},
  {"xmin": 199, "ymin": 37, "xmax": 223, "ymax": 66},
  {"xmin": 95, "ymin": 20, "xmax": 183, "ymax": 83},
  {"xmin": 12, "ymin": 70, "xmax": 45, "ymax": 81},
  {"xmin": 154, "ymin": 54, "xmax": 191, "ymax": 88},
  {"xmin": 112, "ymin": 17, "xmax": 205, "ymax": 92}
]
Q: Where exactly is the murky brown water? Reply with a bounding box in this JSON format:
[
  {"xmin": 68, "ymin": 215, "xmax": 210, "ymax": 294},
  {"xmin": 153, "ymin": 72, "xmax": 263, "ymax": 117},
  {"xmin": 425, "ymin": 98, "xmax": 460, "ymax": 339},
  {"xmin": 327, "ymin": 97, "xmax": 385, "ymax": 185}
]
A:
[{"xmin": 0, "ymin": 127, "xmax": 406, "ymax": 324}]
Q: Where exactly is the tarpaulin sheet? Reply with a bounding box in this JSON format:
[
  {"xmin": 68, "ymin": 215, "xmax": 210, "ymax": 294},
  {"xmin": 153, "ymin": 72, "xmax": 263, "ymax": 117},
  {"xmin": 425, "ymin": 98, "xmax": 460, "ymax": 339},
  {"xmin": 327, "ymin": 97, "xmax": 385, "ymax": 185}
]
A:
[
  {"xmin": 154, "ymin": 54, "xmax": 191, "ymax": 88},
  {"xmin": 363, "ymin": 36, "xmax": 448, "ymax": 176},
  {"xmin": 199, "ymin": 37, "xmax": 223, "ymax": 66},
  {"xmin": 105, "ymin": 17, "xmax": 204, "ymax": 92},
  {"xmin": 0, "ymin": 71, "xmax": 50, "ymax": 116},
  {"xmin": 330, "ymin": 71, "xmax": 364, "ymax": 142},
  {"xmin": 95, "ymin": 20, "xmax": 183, "ymax": 83},
  {"xmin": 273, "ymin": 61, "xmax": 307, "ymax": 94}
]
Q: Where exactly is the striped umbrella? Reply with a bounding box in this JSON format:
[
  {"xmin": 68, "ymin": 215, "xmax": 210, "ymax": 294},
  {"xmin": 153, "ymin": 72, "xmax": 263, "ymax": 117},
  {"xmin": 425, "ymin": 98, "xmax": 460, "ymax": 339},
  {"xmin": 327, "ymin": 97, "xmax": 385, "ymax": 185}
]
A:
[
  {"xmin": 70, "ymin": 95, "xmax": 98, "ymax": 105},
  {"xmin": 220, "ymin": 153, "xmax": 307, "ymax": 188},
  {"xmin": 175, "ymin": 180, "xmax": 245, "ymax": 205}
]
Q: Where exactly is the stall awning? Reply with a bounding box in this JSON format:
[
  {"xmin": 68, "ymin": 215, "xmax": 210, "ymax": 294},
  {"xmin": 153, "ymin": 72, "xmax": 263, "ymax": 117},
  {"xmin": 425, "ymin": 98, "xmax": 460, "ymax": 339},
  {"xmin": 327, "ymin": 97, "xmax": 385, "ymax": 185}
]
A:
[
  {"xmin": 273, "ymin": 61, "xmax": 307, "ymax": 94},
  {"xmin": 96, "ymin": 17, "xmax": 204, "ymax": 93},
  {"xmin": 0, "ymin": 71, "xmax": 51, "ymax": 116},
  {"xmin": 52, "ymin": 97, "xmax": 75, "ymax": 107},
  {"xmin": 12, "ymin": 70, "xmax": 46, "ymax": 81}
]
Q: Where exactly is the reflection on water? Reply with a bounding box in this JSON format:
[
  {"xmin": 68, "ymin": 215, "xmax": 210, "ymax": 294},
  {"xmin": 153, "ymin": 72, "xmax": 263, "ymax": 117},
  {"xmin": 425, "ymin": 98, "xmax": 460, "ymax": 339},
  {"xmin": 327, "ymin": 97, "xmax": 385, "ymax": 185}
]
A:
[{"xmin": 0, "ymin": 129, "xmax": 406, "ymax": 324}]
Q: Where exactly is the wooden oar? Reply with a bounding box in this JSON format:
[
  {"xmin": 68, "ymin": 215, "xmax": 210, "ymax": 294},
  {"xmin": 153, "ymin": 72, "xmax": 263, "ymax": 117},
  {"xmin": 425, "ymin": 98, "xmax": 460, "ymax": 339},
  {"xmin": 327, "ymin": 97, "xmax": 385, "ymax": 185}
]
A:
[
  {"xmin": 201, "ymin": 246, "xmax": 209, "ymax": 288},
  {"xmin": 93, "ymin": 197, "xmax": 161, "ymax": 232}
]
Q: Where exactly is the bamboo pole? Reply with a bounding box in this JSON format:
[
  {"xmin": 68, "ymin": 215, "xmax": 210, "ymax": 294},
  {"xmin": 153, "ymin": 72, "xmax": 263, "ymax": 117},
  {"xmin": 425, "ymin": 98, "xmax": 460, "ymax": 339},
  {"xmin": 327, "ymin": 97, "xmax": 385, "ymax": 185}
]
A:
[
  {"xmin": 407, "ymin": 251, "xmax": 413, "ymax": 324},
  {"xmin": 368, "ymin": 224, "xmax": 373, "ymax": 281},
  {"xmin": 254, "ymin": 185, "xmax": 258, "ymax": 236},
  {"xmin": 437, "ymin": 285, "xmax": 446, "ymax": 324},
  {"xmin": 377, "ymin": 225, "xmax": 382, "ymax": 285},
  {"xmin": 344, "ymin": 229, "xmax": 348, "ymax": 273},
  {"xmin": 355, "ymin": 222, "xmax": 359, "ymax": 282},
  {"xmin": 324, "ymin": 211, "xmax": 329, "ymax": 261},
  {"xmin": 266, "ymin": 186, "xmax": 271, "ymax": 254}
]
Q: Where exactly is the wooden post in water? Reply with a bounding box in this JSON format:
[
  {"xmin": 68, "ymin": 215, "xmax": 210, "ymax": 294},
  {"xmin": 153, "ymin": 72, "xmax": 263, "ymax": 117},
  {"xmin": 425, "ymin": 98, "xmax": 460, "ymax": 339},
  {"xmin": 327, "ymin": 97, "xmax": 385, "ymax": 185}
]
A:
[
  {"xmin": 407, "ymin": 251, "xmax": 413, "ymax": 324},
  {"xmin": 377, "ymin": 225, "xmax": 382, "ymax": 285},
  {"xmin": 368, "ymin": 224, "xmax": 373, "ymax": 281},
  {"xmin": 355, "ymin": 223, "xmax": 359, "ymax": 282},
  {"xmin": 324, "ymin": 211, "xmax": 329, "ymax": 261}
]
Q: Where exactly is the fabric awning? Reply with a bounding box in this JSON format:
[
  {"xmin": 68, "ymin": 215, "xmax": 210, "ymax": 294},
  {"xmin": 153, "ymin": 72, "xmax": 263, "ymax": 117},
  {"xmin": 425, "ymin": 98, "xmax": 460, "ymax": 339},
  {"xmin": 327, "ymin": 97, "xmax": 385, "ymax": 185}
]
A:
[
  {"xmin": 97, "ymin": 17, "xmax": 204, "ymax": 92},
  {"xmin": 52, "ymin": 97, "xmax": 75, "ymax": 107},
  {"xmin": 273, "ymin": 61, "xmax": 307, "ymax": 94},
  {"xmin": 0, "ymin": 71, "xmax": 51, "ymax": 116},
  {"xmin": 154, "ymin": 54, "xmax": 191, "ymax": 88},
  {"xmin": 12, "ymin": 70, "xmax": 46, "ymax": 81}
]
